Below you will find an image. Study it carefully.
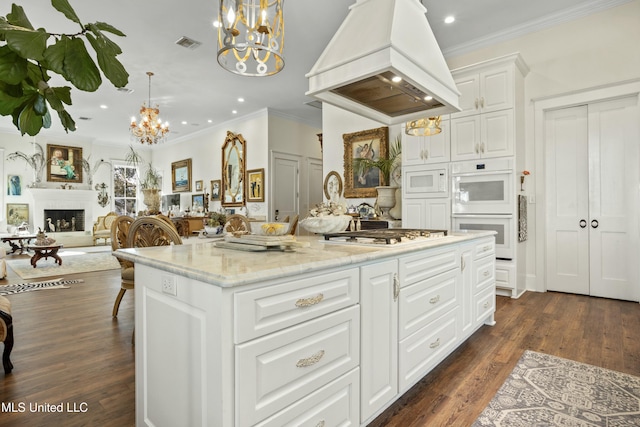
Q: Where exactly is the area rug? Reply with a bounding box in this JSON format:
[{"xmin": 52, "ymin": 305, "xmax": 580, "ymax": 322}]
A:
[
  {"xmin": 6, "ymin": 251, "xmax": 120, "ymax": 280},
  {"xmin": 0, "ymin": 279, "xmax": 85, "ymax": 296},
  {"xmin": 472, "ymin": 350, "xmax": 640, "ymax": 426}
]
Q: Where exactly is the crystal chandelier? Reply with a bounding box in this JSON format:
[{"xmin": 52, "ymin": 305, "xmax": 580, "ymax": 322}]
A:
[
  {"xmin": 130, "ymin": 72, "xmax": 169, "ymax": 145},
  {"xmin": 217, "ymin": 0, "xmax": 285, "ymax": 76},
  {"xmin": 405, "ymin": 116, "xmax": 442, "ymax": 137}
]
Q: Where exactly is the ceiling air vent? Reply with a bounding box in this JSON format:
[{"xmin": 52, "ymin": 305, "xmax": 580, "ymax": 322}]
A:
[{"xmin": 175, "ymin": 36, "xmax": 202, "ymax": 50}]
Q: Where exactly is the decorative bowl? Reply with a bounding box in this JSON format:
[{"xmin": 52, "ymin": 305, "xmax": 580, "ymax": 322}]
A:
[
  {"xmin": 250, "ymin": 222, "xmax": 289, "ymax": 236},
  {"xmin": 204, "ymin": 225, "xmax": 224, "ymax": 236},
  {"xmin": 300, "ymin": 215, "xmax": 352, "ymax": 234}
]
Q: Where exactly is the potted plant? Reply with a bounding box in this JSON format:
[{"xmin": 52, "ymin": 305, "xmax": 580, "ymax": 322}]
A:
[
  {"xmin": 353, "ymin": 135, "xmax": 402, "ymax": 219},
  {"xmin": 204, "ymin": 211, "xmax": 227, "ymax": 235},
  {"xmin": 125, "ymin": 146, "xmax": 161, "ymax": 213}
]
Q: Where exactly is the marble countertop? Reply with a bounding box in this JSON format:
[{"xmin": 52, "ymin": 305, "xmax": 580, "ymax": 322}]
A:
[{"xmin": 113, "ymin": 231, "xmax": 494, "ymax": 288}]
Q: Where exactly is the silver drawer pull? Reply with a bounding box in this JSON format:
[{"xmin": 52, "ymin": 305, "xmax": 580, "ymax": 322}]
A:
[
  {"xmin": 429, "ymin": 295, "xmax": 440, "ymax": 304},
  {"xmin": 295, "ymin": 293, "xmax": 324, "ymax": 308},
  {"xmin": 481, "ymin": 245, "xmax": 492, "ymax": 252},
  {"xmin": 483, "ymin": 301, "xmax": 490, "ymax": 309},
  {"xmin": 315, "ymin": 421, "xmax": 325, "ymax": 427},
  {"xmin": 296, "ymin": 350, "xmax": 325, "ymax": 368},
  {"xmin": 430, "ymin": 338, "xmax": 440, "ymax": 349}
]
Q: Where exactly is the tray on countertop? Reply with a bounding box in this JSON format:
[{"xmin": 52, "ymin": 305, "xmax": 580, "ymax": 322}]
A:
[{"xmin": 215, "ymin": 234, "xmax": 310, "ymax": 251}]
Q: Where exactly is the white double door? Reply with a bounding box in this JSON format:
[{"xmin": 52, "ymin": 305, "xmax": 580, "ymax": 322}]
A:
[{"xmin": 545, "ymin": 96, "xmax": 640, "ymax": 301}]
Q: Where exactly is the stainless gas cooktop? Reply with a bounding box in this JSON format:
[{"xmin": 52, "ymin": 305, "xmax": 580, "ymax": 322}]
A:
[{"xmin": 322, "ymin": 228, "xmax": 448, "ymax": 246}]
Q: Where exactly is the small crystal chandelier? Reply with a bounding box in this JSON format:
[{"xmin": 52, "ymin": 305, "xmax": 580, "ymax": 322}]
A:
[
  {"xmin": 405, "ymin": 116, "xmax": 442, "ymax": 137},
  {"xmin": 217, "ymin": 0, "xmax": 285, "ymax": 76},
  {"xmin": 130, "ymin": 72, "xmax": 169, "ymax": 145}
]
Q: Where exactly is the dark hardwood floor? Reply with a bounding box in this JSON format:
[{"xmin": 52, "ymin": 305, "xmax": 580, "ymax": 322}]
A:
[{"xmin": 0, "ymin": 255, "xmax": 638, "ymax": 427}]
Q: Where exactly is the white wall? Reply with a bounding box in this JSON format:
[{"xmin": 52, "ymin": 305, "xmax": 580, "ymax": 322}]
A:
[{"xmin": 446, "ymin": 1, "xmax": 640, "ymax": 291}]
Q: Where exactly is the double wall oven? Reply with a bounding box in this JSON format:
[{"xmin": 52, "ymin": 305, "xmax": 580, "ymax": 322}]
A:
[{"xmin": 452, "ymin": 158, "xmax": 515, "ymax": 260}]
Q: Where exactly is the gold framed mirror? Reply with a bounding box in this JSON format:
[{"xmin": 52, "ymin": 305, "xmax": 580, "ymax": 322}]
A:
[{"xmin": 221, "ymin": 131, "xmax": 246, "ymax": 207}]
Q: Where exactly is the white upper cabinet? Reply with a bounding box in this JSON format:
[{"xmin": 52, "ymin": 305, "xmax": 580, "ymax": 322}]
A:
[
  {"xmin": 402, "ymin": 120, "xmax": 450, "ymax": 166},
  {"xmin": 452, "ymin": 68, "xmax": 514, "ymax": 118},
  {"xmin": 449, "ymin": 53, "xmax": 528, "ymax": 161},
  {"xmin": 450, "ymin": 109, "xmax": 514, "ymax": 160}
]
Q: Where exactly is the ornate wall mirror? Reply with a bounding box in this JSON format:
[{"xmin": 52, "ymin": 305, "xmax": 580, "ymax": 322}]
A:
[{"xmin": 221, "ymin": 131, "xmax": 246, "ymax": 207}]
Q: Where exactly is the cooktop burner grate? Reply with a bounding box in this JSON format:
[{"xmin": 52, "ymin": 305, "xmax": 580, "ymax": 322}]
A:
[{"xmin": 322, "ymin": 228, "xmax": 448, "ymax": 245}]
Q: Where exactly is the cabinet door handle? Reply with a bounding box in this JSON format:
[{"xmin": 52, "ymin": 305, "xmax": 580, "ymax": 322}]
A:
[
  {"xmin": 483, "ymin": 301, "xmax": 490, "ymax": 309},
  {"xmin": 430, "ymin": 338, "xmax": 441, "ymax": 349},
  {"xmin": 483, "ymin": 270, "xmax": 490, "ymax": 277},
  {"xmin": 475, "ymin": 98, "xmax": 479, "ymax": 110},
  {"xmin": 591, "ymin": 219, "xmax": 599, "ymax": 229},
  {"xmin": 481, "ymin": 142, "xmax": 486, "ymax": 153},
  {"xmin": 480, "ymin": 97, "xmax": 485, "ymax": 108},
  {"xmin": 579, "ymin": 219, "xmax": 587, "ymax": 228},
  {"xmin": 296, "ymin": 350, "xmax": 325, "ymax": 368},
  {"xmin": 475, "ymin": 143, "xmax": 480, "ymax": 154},
  {"xmin": 393, "ymin": 274, "xmax": 400, "ymax": 301},
  {"xmin": 425, "ymin": 148, "xmax": 429, "ymax": 159},
  {"xmin": 295, "ymin": 293, "xmax": 324, "ymax": 308},
  {"xmin": 461, "ymin": 258, "xmax": 466, "ymax": 271},
  {"xmin": 429, "ymin": 295, "xmax": 440, "ymax": 304}
]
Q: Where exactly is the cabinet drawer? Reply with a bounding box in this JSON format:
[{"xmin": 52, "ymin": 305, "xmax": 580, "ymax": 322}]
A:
[
  {"xmin": 474, "ymin": 257, "xmax": 495, "ymax": 292},
  {"xmin": 235, "ymin": 268, "xmax": 359, "ymax": 343},
  {"xmin": 399, "ymin": 268, "xmax": 459, "ymax": 340},
  {"xmin": 236, "ymin": 306, "xmax": 359, "ymax": 427},
  {"xmin": 398, "ymin": 308, "xmax": 459, "ymax": 390},
  {"xmin": 473, "ymin": 238, "xmax": 495, "ymax": 259},
  {"xmin": 255, "ymin": 369, "xmax": 359, "ymax": 427},
  {"xmin": 495, "ymin": 262, "xmax": 514, "ymax": 290},
  {"xmin": 399, "ymin": 246, "xmax": 458, "ymax": 288},
  {"xmin": 475, "ymin": 286, "xmax": 495, "ymax": 324}
]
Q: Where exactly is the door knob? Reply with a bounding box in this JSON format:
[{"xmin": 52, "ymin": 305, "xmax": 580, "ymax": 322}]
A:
[
  {"xmin": 591, "ymin": 219, "xmax": 599, "ymax": 229},
  {"xmin": 579, "ymin": 219, "xmax": 587, "ymax": 228}
]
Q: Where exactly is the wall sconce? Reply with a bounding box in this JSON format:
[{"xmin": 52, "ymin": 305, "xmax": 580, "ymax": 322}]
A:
[{"xmin": 95, "ymin": 182, "xmax": 110, "ymax": 207}]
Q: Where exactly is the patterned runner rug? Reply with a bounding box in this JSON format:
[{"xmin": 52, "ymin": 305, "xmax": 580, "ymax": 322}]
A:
[
  {"xmin": 0, "ymin": 279, "xmax": 85, "ymax": 296},
  {"xmin": 6, "ymin": 251, "xmax": 120, "ymax": 280},
  {"xmin": 472, "ymin": 350, "xmax": 640, "ymax": 426}
]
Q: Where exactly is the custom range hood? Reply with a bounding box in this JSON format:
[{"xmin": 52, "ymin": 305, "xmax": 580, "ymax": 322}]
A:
[{"xmin": 306, "ymin": 0, "xmax": 460, "ymax": 124}]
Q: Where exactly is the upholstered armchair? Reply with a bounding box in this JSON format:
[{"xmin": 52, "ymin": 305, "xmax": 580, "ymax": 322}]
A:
[{"xmin": 93, "ymin": 212, "xmax": 118, "ymax": 245}]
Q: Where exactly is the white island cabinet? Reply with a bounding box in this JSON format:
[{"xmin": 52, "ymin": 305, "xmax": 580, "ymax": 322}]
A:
[{"xmin": 114, "ymin": 232, "xmax": 495, "ymax": 427}]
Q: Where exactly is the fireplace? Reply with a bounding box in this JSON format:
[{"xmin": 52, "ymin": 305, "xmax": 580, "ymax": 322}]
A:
[{"xmin": 44, "ymin": 209, "xmax": 85, "ymax": 233}]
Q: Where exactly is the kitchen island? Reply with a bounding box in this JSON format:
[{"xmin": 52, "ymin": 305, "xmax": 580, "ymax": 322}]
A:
[{"xmin": 114, "ymin": 231, "xmax": 496, "ymax": 427}]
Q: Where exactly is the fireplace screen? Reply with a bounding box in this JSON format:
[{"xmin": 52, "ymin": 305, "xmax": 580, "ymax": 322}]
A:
[{"xmin": 43, "ymin": 209, "xmax": 85, "ymax": 233}]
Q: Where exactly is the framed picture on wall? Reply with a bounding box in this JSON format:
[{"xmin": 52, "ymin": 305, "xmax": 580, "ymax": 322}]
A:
[
  {"xmin": 7, "ymin": 175, "xmax": 21, "ymax": 196},
  {"xmin": 171, "ymin": 159, "xmax": 192, "ymax": 192},
  {"xmin": 343, "ymin": 126, "xmax": 388, "ymax": 198},
  {"xmin": 47, "ymin": 144, "xmax": 83, "ymax": 183},
  {"xmin": 195, "ymin": 180, "xmax": 203, "ymax": 191},
  {"xmin": 246, "ymin": 168, "xmax": 265, "ymax": 202},
  {"xmin": 192, "ymin": 194, "xmax": 204, "ymax": 208},
  {"xmin": 6, "ymin": 203, "xmax": 29, "ymax": 226},
  {"xmin": 210, "ymin": 180, "xmax": 221, "ymax": 201}
]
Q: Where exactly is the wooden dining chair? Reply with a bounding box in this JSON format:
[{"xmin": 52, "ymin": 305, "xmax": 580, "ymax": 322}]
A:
[
  {"xmin": 223, "ymin": 214, "xmax": 251, "ymax": 235},
  {"xmin": 111, "ymin": 215, "xmax": 134, "ymax": 317}
]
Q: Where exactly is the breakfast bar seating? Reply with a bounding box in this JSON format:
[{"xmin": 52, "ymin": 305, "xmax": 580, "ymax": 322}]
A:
[{"xmin": 0, "ymin": 296, "xmax": 13, "ymax": 374}]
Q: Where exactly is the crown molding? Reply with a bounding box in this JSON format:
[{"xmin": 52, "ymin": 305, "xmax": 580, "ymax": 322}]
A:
[{"xmin": 443, "ymin": 0, "xmax": 634, "ymax": 58}]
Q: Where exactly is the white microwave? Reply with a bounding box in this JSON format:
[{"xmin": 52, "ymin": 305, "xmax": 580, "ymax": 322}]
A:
[{"xmin": 403, "ymin": 165, "xmax": 448, "ymax": 198}]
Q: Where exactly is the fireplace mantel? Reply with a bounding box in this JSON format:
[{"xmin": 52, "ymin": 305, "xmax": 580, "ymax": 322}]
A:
[{"xmin": 27, "ymin": 188, "xmax": 95, "ymax": 246}]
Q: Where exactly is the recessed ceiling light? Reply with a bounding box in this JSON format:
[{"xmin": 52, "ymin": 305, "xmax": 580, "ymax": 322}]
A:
[
  {"xmin": 207, "ymin": 119, "xmax": 213, "ymax": 123},
  {"xmin": 391, "ymin": 76, "xmax": 402, "ymax": 83},
  {"xmin": 181, "ymin": 121, "xmax": 188, "ymax": 125},
  {"xmin": 100, "ymin": 104, "xmax": 108, "ymax": 109},
  {"xmin": 424, "ymin": 95, "xmax": 433, "ymax": 101},
  {"xmin": 444, "ymin": 16, "xmax": 455, "ymax": 24},
  {"xmin": 232, "ymin": 110, "xmax": 237, "ymax": 114},
  {"xmin": 238, "ymin": 97, "xmax": 245, "ymax": 102}
]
